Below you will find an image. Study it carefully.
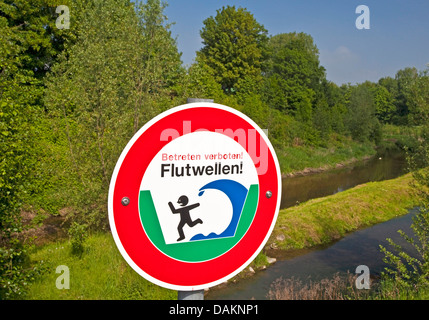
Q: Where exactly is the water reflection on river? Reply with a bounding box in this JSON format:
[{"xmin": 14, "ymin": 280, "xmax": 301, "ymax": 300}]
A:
[
  {"xmin": 206, "ymin": 150, "xmax": 413, "ymax": 300},
  {"xmin": 281, "ymin": 150, "xmax": 407, "ymax": 209}
]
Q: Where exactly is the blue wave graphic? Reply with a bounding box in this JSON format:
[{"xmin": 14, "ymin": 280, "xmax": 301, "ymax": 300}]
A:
[{"xmin": 190, "ymin": 179, "xmax": 248, "ymax": 241}]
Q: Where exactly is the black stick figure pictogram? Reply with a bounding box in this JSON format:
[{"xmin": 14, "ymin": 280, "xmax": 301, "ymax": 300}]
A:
[{"xmin": 168, "ymin": 195, "xmax": 202, "ymax": 242}]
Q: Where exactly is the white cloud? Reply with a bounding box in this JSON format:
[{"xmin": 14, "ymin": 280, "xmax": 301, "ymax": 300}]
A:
[
  {"xmin": 333, "ymin": 46, "xmax": 360, "ymax": 63},
  {"xmin": 320, "ymin": 45, "xmax": 360, "ymax": 67},
  {"xmin": 320, "ymin": 45, "xmax": 373, "ymax": 85}
]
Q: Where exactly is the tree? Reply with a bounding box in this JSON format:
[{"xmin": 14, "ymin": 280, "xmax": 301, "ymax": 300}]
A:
[
  {"xmin": 0, "ymin": 0, "xmax": 69, "ymax": 299},
  {"xmin": 372, "ymin": 85, "xmax": 396, "ymax": 123},
  {"xmin": 319, "ymin": 80, "xmax": 347, "ymax": 135},
  {"xmin": 0, "ymin": 0, "xmax": 72, "ymax": 80},
  {"xmin": 378, "ymin": 76, "xmax": 398, "ymax": 98},
  {"xmin": 183, "ymin": 61, "xmax": 225, "ymax": 102},
  {"xmin": 408, "ymin": 68, "xmax": 429, "ymax": 125},
  {"xmin": 394, "ymin": 67, "xmax": 419, "ymax": 124},
  {"xmin": 197, "ymin": 5, "xmax": 268, "ymax": 94},
  {"xmin": 263, "ymin": 32, "xmax": 326, "ymax": 121},
  {"xmin": 134, "ymin": 0, "xmax": 184, "ymax": 130},
  {"xmin": 43, "ymin": 0, "xmax": 184, "ymax": 229},
  {"xmin": 344, "ymin": 83, "xmax": 381, "ymax": 143}
]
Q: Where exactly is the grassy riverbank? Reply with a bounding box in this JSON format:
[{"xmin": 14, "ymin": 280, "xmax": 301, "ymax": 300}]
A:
[
  {"xmin": 267, "ymin": 173, "xmax": 419, "ymax": 251},
  {"xmin": 277, "ymin": 138, "xmax": 376, "ymax": 176},
  {"xmin": 23, "ymin": 172, "xmax": 419, "ymax": 300},
  {"xmin": 278, "ymin": 124, "xmax": 422, "ymax": 177},
  {"xmin": 26, "ymin": 233, "xmax": 177, "ymax": 300}
]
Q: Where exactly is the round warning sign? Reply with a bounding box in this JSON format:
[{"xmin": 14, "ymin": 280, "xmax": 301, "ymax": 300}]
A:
[{"xmin": 108, "ymin": 102, "xmax": 281, "ymax": 291}]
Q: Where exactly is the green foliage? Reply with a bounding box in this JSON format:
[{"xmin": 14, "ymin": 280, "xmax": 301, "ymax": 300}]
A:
[
  {"xmin": 277, "ymin": 138, "xmax": 376, "ymax": 174},
  {"xmin": 135, "ymin": 0, "xmax": 185, "ymax": 121},
  {"xmin": 241, "ymin": 93, "xmax": 270, "ymax": 129},
  {"xmin": 0, "ymin": 0, "xmax": 69, "ymax": 300},
  {"xmin": 197, "ymin": 5, "xmax": 268, "ymax": 94},
  {"xmin": 263, "ymin": 32, "xmax": 325, "ymax": 119},
  {"xmin": 42, "ymin": 0, "xmax": 184, "ymax": 230},
  {"xmin": 344, "ymin": 83, "xmax": 381, "ymax": 144},
  {"xmin": 395, "ymin": 67, "xmax": 419, "ymax": 123},
  {"xmin": 68, "ymin": 222, "xmax": 88, "ymax": 256},
  {"xmin": 410, "ymin": 125, "xmax": 429, "ymax": 207},
  {"xmin": 43, "ymin": 0, "xmax": 137, "ymax": 229},
  {"xmin": 183, "ymin": 61, "xmax": 225, "ymax": 102},
  {"xmin": 408, "ymin": 68, "xmax": 429, "ymax": 126},
  {"xmin": 379, "ymin": 209, "xmax": 429, "ymax": 297},
  {"xmin": 0, "ymin": 242, "xmax": 48, "ymax": 299},
  {"xmin": 372, "ymin": 85, "xmax": 396, "ymax": 123},
  {"xmin": 377, "ymin": 68, "xmax": 429, "ymax": 127},
  {"xmin": 0, "ymin": 0, "xmax": 72, "ymax": 79},
  {"xmin": 0, "ymin": 99, "xmax": 29, "ymax": 237}
]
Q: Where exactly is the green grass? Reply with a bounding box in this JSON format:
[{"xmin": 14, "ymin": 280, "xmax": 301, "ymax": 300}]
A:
[
  {"xmin": 375, "ymin": 279, "xmax": 429, "ymax": 300},
  {"xmin": 25, "ymin": 231, "xmax": 271, "ymax": 300},
  {"xmin": 276, "ymin": 124, "xmax": 424, "ymax": 175},
  {"xmin": 268, "ymin": 173, "xmax": 420, "ymax": 250},
  {"xmin": 378, "ymin": 124, "xmax": 422, "ymax": 152},
  {"xmin": 26, "ymin": 233, "xmax": 177, "ymax": 300},
  {"xmin": 277, "ymin": 138, "xmax": 376, "ymax": 175}
]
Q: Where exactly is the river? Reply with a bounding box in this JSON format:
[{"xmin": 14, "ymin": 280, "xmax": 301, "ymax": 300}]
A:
[
  {"xmin": 281, "ymin": 149, "xmax": 407, "ymax": 209},
  {"xmin": 206, "ymin": 149, "xmax": 415, "ymax": 300}
]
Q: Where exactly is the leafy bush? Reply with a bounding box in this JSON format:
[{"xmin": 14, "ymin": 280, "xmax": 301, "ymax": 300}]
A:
[
  {"xmin": 0, "ymin": 241, "xmax": 48, "ymax": 299},
  {"xmin": 379, "ymin": 209, "xmax": 429, "ymax": 298},
  {"xmin": 68, "ymin": 222, "xmax": 88, "ymax": 256}
]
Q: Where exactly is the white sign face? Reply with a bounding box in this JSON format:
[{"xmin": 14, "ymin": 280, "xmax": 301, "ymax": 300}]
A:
[{"xmin": 140, "ymin": 131, "xmax": 259, "ymax": 246}]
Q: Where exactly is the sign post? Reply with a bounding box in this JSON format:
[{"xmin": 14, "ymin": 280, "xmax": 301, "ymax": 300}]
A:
[
  {"xmin": 177, "ymin": 98, "xmax": 213, "ymax": 300},
  {"xmin": 108, "ymin": 101, "xmax": 281, "ymax": 298}
]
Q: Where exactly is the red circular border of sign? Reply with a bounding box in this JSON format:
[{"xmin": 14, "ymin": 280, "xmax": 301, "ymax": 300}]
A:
[{"xmin": 108, "ymin": 103, "xmax": 281, "ymax": 290}]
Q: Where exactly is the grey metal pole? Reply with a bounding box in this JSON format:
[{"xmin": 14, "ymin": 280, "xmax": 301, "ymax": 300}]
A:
[
  {"xmin": 176, "ymin": 98, "xmax": 213, "ymax": 301},
  {"xmin": 187, "ymin": 98, "xmax": 214, "ymax": 104},
  {"xmin": 178, "ymin": 290, "xmax": 204, "ymax": 300}
]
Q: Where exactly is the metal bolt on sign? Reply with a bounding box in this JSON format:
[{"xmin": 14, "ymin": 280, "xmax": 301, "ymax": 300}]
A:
[{"xmin": 121, "ymin": 197, "xmax": 130, "ymax": 206}]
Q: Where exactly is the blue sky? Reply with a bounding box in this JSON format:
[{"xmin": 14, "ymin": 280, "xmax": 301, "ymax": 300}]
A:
[{"xmin": 164, "ymin": 0, "xmax": 429, "ymax": 85}]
